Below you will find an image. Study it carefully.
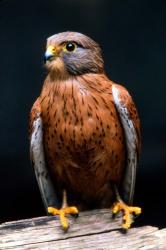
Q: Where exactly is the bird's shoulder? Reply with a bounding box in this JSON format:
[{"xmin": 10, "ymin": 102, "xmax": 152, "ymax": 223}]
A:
[
  {"xmin": 112, "ymin": 82, "xmax": 141, "ymax": 155},
  {"xmin": 112, "ymin": 83, "xmax": 140, "ymax": 124},
  {"xmin": 29, "ymin": 98, "xmax": 41, "ymax": 137}
]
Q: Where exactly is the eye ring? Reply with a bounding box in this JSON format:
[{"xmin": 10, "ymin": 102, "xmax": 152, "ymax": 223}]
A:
[{"xmin": 65, "ymin": 42, "xmax": 77, "ymax": 52}]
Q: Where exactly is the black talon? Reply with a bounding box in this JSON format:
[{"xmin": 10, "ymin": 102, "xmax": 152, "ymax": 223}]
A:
[
  {"xmin": 72, "ymin": 213, "xmax": 79, "ymax": 218},
  {"xmin": 120, "ymin": 228, "xmax": 128, "ymax": 234},
  {"xmin": 112, "ymin": 213, "xmax": 117, "ymax": 219},
  {"xmin": 122, "ymin": 219, "xmax": 126, "ymax": 224}
]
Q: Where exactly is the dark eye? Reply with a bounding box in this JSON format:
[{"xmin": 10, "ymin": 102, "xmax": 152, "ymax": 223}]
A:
[{"xmin": 65, "ymin": 42, "xmax": 77, "ymax": 52}]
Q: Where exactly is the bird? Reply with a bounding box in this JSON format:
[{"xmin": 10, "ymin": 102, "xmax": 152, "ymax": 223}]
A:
[{"xmin": 29, "ymin": 31, "xmax": 141, "ymax": 231}]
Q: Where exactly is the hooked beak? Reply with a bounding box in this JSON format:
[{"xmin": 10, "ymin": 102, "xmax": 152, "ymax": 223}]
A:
[{"xmin": 44, "ymin": 45, "xmax": 56, "ymax": 63}]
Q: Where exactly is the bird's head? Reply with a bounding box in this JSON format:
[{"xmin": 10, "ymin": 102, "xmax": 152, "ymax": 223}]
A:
[{"xmin": 44, "ymin": 32, "xmax": 104, "ymax": 79}]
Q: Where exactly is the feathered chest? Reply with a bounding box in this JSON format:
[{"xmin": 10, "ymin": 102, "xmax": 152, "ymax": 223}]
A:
[
  {"xmin": 40, "ymin": 80, "xmax": 120, "ymax": 154},
  {"xmin": 39, "ymin": 78, "xmax": 126, "ymax": 189}
]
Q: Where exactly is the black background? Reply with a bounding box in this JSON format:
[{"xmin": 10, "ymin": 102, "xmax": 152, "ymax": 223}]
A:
[{"xmin": 0, "ymin": 0, "xmax": 166, "ymax": 227}]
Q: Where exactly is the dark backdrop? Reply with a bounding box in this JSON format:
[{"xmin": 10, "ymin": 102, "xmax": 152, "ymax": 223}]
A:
[{"xmin": 0, "ymin": 0, "xmax": 166, "ymax": 227}]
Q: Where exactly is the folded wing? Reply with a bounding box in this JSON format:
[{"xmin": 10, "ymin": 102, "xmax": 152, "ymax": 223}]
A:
[
  {"xmin": 29, "ymin": 99, "xmax": 58, "ymax": 209},
  {"xmin": 112, "ymin": 84, "xmax": 141, "ymax": 204}
]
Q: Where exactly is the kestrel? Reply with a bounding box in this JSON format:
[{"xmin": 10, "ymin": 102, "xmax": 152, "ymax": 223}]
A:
[{"xmin": 29, "ymin": 32, "xmax": 141, "ymax": 231}]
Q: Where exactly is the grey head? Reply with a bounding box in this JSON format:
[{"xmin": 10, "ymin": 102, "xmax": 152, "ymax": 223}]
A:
[{"xmin": 44, "ymin": 31, "xmax": 104, "ymax": 77}]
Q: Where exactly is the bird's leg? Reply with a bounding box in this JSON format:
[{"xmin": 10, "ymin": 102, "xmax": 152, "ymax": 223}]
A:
[
  {"xmin": 111, "ymin": 186, "xmax": 141, "ymax": 230},
  {"xmin": 48, "ymin": 190, "xmax": 78, "ymax": 231}
]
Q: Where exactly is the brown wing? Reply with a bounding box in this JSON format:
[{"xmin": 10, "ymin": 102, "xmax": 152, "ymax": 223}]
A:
[
  {"xmin": 29, "ymin": 98, "xmax": 58, "ymax": 209},
  {"xmin": 112, "ymin": 84, "xmax": 141, "ymax": 204},
  {"xmin": 29, "ymin": 98, "xmax": 41, "ymax": 139},
  {"xmin": 113, "ymin": 84, "xmax": 141, "ymax": 155}
]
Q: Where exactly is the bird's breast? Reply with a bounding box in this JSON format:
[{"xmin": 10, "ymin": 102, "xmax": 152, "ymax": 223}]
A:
[
  {"xmin": 42, "ymin": 88, "xmax": 117, "ymax": 157},
  {"xmin": 41, "ymin": 79, "xmax": 126, "ymax": 196}
]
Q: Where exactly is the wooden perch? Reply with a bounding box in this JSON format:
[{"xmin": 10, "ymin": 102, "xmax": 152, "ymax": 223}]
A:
[{"xmin": 0, "ymin": 209, "xmax": 166, "ymax": 249}]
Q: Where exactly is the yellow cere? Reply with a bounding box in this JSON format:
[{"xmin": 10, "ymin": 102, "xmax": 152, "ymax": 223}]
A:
[{"xmin": 46, "ymin": 45, "xmax": 56, "ymax": 55}]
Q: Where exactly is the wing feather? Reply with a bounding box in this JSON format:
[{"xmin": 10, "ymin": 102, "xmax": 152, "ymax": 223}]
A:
[
  {"xmin": 112, "ymin": 84, "xmax": 141, "ymax": 204},
  {"xmin": 29, "ymin": 98, "xmax": 58, "ymax": 209}
]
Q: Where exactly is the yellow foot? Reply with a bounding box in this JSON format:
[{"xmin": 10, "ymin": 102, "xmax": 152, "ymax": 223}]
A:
[
  {"xmin": 112, "ymin": 201, "xmax": 141, "ymax": 230},
  {"xmin": 48, "ymin": 206, "xmax": 79, "ymax": 231}
]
